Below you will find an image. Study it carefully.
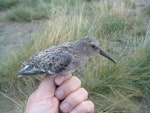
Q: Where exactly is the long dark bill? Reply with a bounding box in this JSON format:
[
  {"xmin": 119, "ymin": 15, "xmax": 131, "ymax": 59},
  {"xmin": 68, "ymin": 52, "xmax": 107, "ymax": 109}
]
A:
[{"xmin": 99, "ymin": 50, "xmax": 116, "ymax": 64}]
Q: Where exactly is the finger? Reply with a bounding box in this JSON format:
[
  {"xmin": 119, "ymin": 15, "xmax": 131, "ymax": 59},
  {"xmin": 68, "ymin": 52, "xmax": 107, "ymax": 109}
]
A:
[
  {"xmin": 60, "ymin": 88, "xmax": 88, "ymax": 113},
  {"xmin": 70, "ymin": 100, "xmax": 94, "ymax": 113},
  {"xmin": 54, "ymin": 73, "xmax": 72, "ymax": 86},
  {"xmin": 55, "ymin": 76, "xmax": 81, "ymax": 100},
  {"xmin": 36, "ymin": 75, "xmax": 56, "ymax": 97}
]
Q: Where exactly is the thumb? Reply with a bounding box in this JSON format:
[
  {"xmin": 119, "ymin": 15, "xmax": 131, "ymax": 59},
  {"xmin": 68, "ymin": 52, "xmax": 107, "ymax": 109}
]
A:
[{"xmin": 36, "ymin": 75, "xmax": 56, "ymax": 97}]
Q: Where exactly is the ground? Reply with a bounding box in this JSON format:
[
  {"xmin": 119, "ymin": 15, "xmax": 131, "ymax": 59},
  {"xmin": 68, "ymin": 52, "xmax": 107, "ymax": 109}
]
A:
[
  {"xmin": 0, "ymin": 12, "xmax": 45, "ymax": 59},
  {"xmin": 0, "ymin": 12, "xmax": 45, "ymax": 113}
]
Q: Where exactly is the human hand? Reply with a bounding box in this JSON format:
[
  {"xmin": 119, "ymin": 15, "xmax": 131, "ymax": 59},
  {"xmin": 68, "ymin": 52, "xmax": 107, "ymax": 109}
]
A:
[{"xmin": 25, "ymin": 74, "xmax": 94, "ymax": 113}]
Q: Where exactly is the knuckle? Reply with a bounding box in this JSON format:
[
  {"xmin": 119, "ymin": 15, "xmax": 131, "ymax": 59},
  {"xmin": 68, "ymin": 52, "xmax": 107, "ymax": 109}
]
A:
[
  {"xmin": 64, "ymin": 73, "xmax": 72, "ymax": 80},
  {"xmin": 72, "ymin": 76, "xmax": 81, "ymax": 86},
  {"xmin": 87, "ymin": 100, "xmax": 94, "ymax": 108},
  {"xmin": 86, "ymin": 100, "xmax": 95, "ymax": 113},
  {"xmin": 79, "ymin": 88, "xmax": 88, "ymax": 98},
  {"xmin": 70, "ymin": 88, "xmax": 88, "ymax": 103}
]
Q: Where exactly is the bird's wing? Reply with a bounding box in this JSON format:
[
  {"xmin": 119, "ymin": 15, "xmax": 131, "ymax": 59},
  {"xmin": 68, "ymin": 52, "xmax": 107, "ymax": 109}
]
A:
[
  {"xmin": 40, "ymin": 51, "xmax": 73, "ymax": 74},
  {"xmin": 18, "ymin": 50, "xmax": 73, "ymax": 75}
]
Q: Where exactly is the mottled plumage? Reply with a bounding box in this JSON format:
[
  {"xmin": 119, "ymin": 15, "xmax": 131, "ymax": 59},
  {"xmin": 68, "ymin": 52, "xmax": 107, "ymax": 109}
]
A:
[{"xmin": 18, "ymin": 36, "xmax": 115, "ymax": 77}]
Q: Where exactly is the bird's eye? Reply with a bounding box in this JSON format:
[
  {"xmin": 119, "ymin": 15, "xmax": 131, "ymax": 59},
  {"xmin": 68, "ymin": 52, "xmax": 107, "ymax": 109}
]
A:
[{"xmin": 90, "ymin": 44, "xmax": 96, "ymax": 48}]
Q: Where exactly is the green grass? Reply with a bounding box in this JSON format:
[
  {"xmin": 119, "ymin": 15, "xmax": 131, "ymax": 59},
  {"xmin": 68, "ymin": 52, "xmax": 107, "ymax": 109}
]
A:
[
  {"xmin": 143, "ymin": 3, "xmax": 150, "ymax": 16},
  {"xmin": 100, "ymin": 14, "xmax": 127, "ymax": 35},
  {"xmin": 1, "ymin": 0, "xmax": 87, "ymax": 22},
  {"xmin": 0, "ymin": 0, "xmax": 149, "ymax": 113},
  {"xmin": 6, "ymin": 4, "xmax": 50, "ymax": 22},
  {"xmin": 0, "ymin": 0, "xmax": 19, "ymax": 10},
  {"xmin": 82, "ymin": 48, "xmax": 150, "ymax": 112},
  {"xmin": 5, "ymin": 0, "xmax": 52, "ymax": 22}
]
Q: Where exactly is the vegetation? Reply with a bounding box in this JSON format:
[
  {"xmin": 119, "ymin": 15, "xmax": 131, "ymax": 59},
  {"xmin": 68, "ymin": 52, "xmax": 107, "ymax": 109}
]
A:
[
  {"xmin": 143, "ymin": 3, "xmax": 150, "ymax": 16},
  {"xmin": 0, "ymin": 0, "xmax": 19, "ymax": 10},
  {"xmin": 0, "ymin": 0, "xmax": 149, "ymax": 113}
]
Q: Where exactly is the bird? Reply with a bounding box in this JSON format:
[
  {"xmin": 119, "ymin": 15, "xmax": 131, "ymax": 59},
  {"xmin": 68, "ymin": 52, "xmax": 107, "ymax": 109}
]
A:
[{"xmin": 18, "ymin": 36, "xmax": 116, "ymax": 77}]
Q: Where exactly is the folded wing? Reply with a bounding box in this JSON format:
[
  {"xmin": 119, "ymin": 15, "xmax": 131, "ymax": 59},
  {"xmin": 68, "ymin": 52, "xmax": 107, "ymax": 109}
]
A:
[{"xmin": 18, "ymin": 51, "xmax": 73, "ymax": 76}]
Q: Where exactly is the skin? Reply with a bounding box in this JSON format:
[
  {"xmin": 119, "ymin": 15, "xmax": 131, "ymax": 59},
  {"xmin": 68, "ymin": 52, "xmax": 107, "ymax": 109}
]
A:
[{"xmin": 25, "ymin": 74, "xmax": 94, "ymax": 113}]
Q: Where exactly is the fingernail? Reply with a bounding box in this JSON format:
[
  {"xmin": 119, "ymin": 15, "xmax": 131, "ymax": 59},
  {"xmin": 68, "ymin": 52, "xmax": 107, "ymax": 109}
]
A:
[
  {"xmin": 55, "ymin": 76, "xmax": 64, "ymax": 85},
  {"xmin": 70, "ymin": 110, "xmax": 78, "ymax": 113},
  {"xmin": 60, "ymin": 102, "xmax": 70, "ymax": 112},
  {"xmin": 55, "ymin": 89, "xmax": 64, "ymax": 100}
]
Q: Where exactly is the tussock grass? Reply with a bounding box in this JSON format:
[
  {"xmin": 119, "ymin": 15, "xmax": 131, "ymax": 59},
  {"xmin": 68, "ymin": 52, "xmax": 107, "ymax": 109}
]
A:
[
  {"xmin": 0, "ymin": 0, "xmax": 149, "ymax": 112},
  {"xmin": 3, "ymin": 0, "xmax": 86, "ymax": 22},
  {"xmin": 5, "ymin": 0, "xmax": 51, "ymax": 22},
  {"xmin": 0, "ymin": 0, "xmax": 19, "ymax": 10},
  {"xmin": 143, "ymin": 3, "xmax": 150, "ymax": 16}
]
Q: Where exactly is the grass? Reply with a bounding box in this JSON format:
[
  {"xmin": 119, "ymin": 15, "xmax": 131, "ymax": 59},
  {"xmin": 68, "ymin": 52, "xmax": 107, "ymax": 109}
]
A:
[
  {"xmin": 5, "ymin": 0, "xmax": 51, "ymax": 22},
  {"xmin": 0, "ymin": 0, "xmax": 52, "ymax": 22},
  {"xmin": 143, "ymin": 3, "xmax": 150, "ymax": 16},
  {"xmin": 0, "ymin": 0, "xmax": 150, "ymax": 113},
  {"xmin": 82, "ymin": 48, "xmax": 150, "ymax": 112},
  {"xmin": 0, "ymin": 0, "xmax": 19, "ymax": 10}
]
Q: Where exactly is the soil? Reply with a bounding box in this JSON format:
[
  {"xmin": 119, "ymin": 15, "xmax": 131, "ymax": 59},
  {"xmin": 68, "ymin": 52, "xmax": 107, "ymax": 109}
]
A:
[{"xmin": 0, "ymin": 12, "xmax": 45, "ymax": 59}]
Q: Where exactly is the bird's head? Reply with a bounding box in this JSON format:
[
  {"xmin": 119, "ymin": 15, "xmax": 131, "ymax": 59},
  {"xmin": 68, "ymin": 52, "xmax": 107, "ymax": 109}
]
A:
[{"xmin": 76, "ymin": 36, "xmax": 116, "ymax": 64}]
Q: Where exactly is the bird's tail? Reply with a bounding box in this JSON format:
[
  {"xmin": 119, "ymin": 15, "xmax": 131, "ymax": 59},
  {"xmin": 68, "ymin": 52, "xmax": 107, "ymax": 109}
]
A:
[{"xmin": 18, "ymin": 65, "xmax": 45, "ymax": 77}]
